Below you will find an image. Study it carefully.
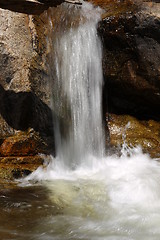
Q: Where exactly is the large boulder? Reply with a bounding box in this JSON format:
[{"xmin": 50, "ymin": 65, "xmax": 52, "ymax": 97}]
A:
[
  {"xmin": 94, "ymin": 0, "xmax": 160, "ymax": 157},
  {"xmin": 108, "ymin": 114, "xmax": 160, "ymax": 158},
  {"xmin": 98, "ymin": 0, "xmax": 160, "ymax": 120},
  {"xmin": 0, "ymin": 4, "xmax": 56, "ymax": 177}
]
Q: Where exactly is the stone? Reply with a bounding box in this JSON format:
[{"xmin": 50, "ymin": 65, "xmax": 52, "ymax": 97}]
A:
[
  {"xmin": 0, "ymin": 6, "xmax": 55, "ymax": 161},
  {"xmin": 107, "ymin": 114, "xmax": 160, "ymax": 158},
  {"xmin": 0, "ymin": 0, "xmax": 81, "ymax": 14},
  {"xmin": 0, "ymin": 161, "xmax": 43, "ymax": 179},
  {"xmin": 0, "ymin": 128, "xmax": 48, "ymax": 156},
  {"xmin": 97, "ymin": 0, "xmax": 160, "ymax": 158},
  {"xmin": 0, "ymin": 5, "xmax": 55, "ymax": 178},
  {"xmin": 0, "ymin": 0, "xmax": 64, "ymax": 14},
  {"xmin": 98, "ymin": 0, "xmax": 160, "ymax": 120}
]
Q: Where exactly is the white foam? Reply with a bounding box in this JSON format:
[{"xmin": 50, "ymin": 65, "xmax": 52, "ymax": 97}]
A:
[{"xmin": 23, "ymin": 146, "xmax": 160, "ymax": 239}]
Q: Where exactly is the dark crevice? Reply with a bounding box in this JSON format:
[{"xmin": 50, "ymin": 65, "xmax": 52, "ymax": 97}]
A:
[
  {"xmin": 103, "ymin": 78, "xmax": 160, "ymax": 121},
  {"xmin": 0, "ymin": 84, "xmax": 55, "ymax": 153}
]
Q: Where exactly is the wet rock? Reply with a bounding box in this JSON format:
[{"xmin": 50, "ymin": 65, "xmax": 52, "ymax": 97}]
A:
[
  {"xmin": 0, "ymin": 7, "xmax": 55, "ymax": 161},
  {"xmin": 99, "ymin": 0, "xmax": 160, "ymax": 120},
  {"xmin": 0, "ymin": 139, "xmax": 48, "ymax": 180},
  {"xmin": 107, "ymin": 114, "xmax": 160, "ymax": 158},
  {"xmin": 0, "ymin": 129, "xmax": 49, "ymax": 157},
  {"xmin": 0, "ymin": 128, "xmax": 52, "ymax": 179},
  {"xmin": 0, "ymin": 161, "xmax": 43, "ymax": 179},
  {"xmin": 94, "ymin": 0, "xmax": 160, "ymax": 159}
]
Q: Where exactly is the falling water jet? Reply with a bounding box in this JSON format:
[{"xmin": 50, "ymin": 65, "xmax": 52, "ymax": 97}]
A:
[{"xmin": 50, "ymin": 2, "xmax": 105, "ymax": 169}]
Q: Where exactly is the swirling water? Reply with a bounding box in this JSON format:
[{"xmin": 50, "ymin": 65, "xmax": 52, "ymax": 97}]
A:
[
  {"xmin": 3, "ymin": 146, "xmax": 159, "ymax": 240},
  {"xmin": 1, "ymin": 2, "xmax": 160, "ymax": 240}
]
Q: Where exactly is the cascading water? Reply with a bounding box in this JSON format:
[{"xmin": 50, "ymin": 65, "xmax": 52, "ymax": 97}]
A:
[
  {"xmin": 51, "ymin": 2, "xmax": 105, "ymax": 169},
  {"xmin": 22, "ymin": 2, "xmax": 160, "ymax": 240}
]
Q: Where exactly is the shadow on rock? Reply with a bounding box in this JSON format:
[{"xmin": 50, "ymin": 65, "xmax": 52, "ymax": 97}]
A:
[
  {"xmin": 0, "ymin": 84, "xmax": 54, "ymax": 154},
  {"xmin": 0, "ymin": 0, "xmax": 64, "ymax": 15}
]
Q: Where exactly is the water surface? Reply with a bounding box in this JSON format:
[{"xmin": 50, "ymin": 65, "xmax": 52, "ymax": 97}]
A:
[{"xmin": 1, "ymin": 147, "xmax": 160, "ymax": 240}]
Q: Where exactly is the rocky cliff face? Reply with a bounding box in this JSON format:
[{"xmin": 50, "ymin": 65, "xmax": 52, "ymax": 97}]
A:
[
  {"xmin": 97, "ymin": 0, "xmax": 160, "ymax": 157},
  {"xmin": 99, "ymin": 0, "xmax": 160, "ymax": 120},
  {"xmin": 0, "ymin": 4, "xmax": 55, "ymax": 178},
  {"xmin": 0, "ymin": 0, "xmax": 159, "ymax": 178}
]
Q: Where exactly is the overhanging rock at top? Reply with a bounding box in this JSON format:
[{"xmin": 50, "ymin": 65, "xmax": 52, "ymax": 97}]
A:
[{"xmin": 0, "ymin": 0, "xmax": 82, "ymax": 14}]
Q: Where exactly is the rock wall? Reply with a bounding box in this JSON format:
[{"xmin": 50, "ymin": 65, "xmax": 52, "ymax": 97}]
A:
[
  {"xmin": 99, "ymin": 0, "xmax": 160, "ymax": 120},
  {"xmin": 97, "ymin": 0, "xmax": 160, "ymax": 157},
  {"xmin": 0, "ymin": 0, "xmax": 79, "ymax": 178},
  {"xmin": 0, "ymin": 6, "xmax": 56, "ymax": 178},
  {"xmin": 0, "ymin": 0, "xmax": 159, "ymax": 178}
]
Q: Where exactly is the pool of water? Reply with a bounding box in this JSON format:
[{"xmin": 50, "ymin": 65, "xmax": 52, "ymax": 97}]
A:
[
  {"xmin": 0, "ymin": 182, "xmax": 54, "ymax": 240},
  {"xmin": 1, "ymin": 147, "xmax": 160, "ymax": 240}
]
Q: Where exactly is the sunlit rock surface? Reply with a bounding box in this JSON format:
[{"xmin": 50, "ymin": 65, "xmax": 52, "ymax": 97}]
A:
[
  {"xmin": 108, "ymin": 114, "xmax": 160, "ymax": 158},
  {"xmin": 0, "ymin": 7, "xmax": 54, "ymax": 176},
  {"xmin": 0, "ymin": 128, "xmax": 48, "ymax": 157},
  {"xmin": 0, "ymin": 128, "xmax": 50, "ymax": 179}
]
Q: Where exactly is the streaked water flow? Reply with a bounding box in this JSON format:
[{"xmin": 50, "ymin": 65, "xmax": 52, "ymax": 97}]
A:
[{"xmin": 51, "ymin": 2, "xmax": 104, "ymax": 169}]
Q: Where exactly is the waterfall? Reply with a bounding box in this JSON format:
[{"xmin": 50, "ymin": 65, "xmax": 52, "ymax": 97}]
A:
[
  {"xmin": 21, "ymin": 4, "xmax": 160, "ymax": 239},
  {"xmin": 51, "ymin": 2, "xmax": 105, "ymax": 169}
]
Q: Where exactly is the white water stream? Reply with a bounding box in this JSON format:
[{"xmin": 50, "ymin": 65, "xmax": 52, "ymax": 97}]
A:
[
  {"xmin": 50, "ymin": 2, "xmax": 104, "ymax": 169},
  {"xmin": 24, "ymin": 2, "xmax": 160, "ymax": 240}
]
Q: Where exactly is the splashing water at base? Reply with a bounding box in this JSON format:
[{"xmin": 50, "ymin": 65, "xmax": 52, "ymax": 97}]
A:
[
  {"xmin": 23, "ymin": 145, "xmax": 160, "ymax": 240},
  {"xmin": 22, "ymin": 2, "xmax": 160, "ymax": 240}
]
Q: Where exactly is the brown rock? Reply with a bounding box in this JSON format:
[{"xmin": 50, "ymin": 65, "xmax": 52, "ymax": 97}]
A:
[
  {"xmin": 0, "ymin": 8, "xmax": 55, "ymax": 158},
  {"xmin": 0, "ymin": 0, "xmax": 64, "ymax": 14},
  {"xmin": 107, "ymin": 114, "xmax": 160, "ymax": 158},
  {"xmin": 0, "ymin": 129, "xmax": 48, "ymax": 156},
  {"xmin": 0, "ymin": 0, "xmax": 82, "ymax": 14},
  {"xmin": 0, "ymin": 162, "xmax": 42, "ymax": 179},
  {"xmin": 99, "ymin": 0, "xmax": 160, "ymax": 120}
]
